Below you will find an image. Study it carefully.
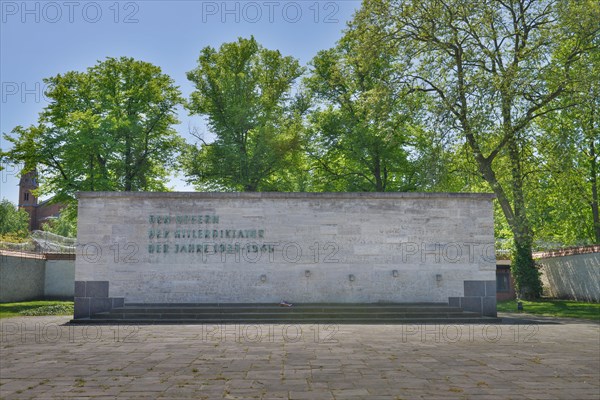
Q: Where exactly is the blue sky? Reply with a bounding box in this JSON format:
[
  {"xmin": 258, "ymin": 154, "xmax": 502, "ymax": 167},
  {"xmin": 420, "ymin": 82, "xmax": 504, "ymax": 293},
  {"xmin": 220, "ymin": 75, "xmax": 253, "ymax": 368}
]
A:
[{"xmin": 0, "ymin": 0, "xmax": 361, "ymax": 203}]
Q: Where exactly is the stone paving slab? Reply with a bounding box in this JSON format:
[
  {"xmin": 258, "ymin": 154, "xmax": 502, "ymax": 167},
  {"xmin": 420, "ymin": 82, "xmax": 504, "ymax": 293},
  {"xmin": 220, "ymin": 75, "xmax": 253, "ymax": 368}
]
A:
[{"xmin": 0, "ymin": 316, "xmax": 598, "ymax": 399}]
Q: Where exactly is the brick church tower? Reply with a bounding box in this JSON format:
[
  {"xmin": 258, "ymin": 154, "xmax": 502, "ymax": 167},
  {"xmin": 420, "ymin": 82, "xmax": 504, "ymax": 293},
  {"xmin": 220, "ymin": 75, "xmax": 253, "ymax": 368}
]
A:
[
  {"xmin": 18, "ymin": 169, "xmax": 39, "ymax": 231},
  {"xmin": 18, "ymin": 168, "xmax": 66, "ymax": 231}
]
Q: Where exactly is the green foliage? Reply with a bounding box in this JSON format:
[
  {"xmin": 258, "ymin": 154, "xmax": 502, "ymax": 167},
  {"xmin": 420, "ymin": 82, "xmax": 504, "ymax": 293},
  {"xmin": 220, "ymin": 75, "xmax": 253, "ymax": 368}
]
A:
[
  {"xmin": 531, "ymin": 3, "xmax": 600, "ymax": 245},
  {"xmin": 0, "ymin": 234, "xmax": 31, "ymax": 244},
  {"xmin": 305, "ymin": 31, "xmax": 424, "ymax": 192},
  {"xmin": 41, "ymin": 203, "xmax": 77, "ymax": 238},
  {"xmin": 184, "ymin": 36, "xmax": 305, "ymax": 192},
  {"xmin": 0, "ymin": 199, "xmax": 29, "ymax": 239},
  {"xmin": 3, "ymin": 57, "xmax": 184, "ymax": 202}
]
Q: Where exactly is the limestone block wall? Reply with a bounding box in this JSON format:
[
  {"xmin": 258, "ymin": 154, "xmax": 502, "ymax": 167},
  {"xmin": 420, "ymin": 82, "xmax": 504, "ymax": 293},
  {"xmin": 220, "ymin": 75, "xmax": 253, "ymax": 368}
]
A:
[{"xmin": 75, "ymin": 192, "xmax": 497, "ymax": 317}]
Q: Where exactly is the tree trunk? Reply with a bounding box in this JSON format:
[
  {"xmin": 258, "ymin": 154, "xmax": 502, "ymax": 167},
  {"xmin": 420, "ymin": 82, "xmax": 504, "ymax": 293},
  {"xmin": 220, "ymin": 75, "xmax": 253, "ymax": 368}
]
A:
[
  {"xmin": 373, "ymin": 154, "xmax": 384, "ymax": 192},
  {"xmin": 590, "ymin": 137, "xmax": 600, "ymax": 243},
  {"xmin": 89, "ymin": 154, "xmax": 94, "ymax": 191},
  {"xmin": 124, "ymin": 130, "xmax": 132, "ymax": 191},
  {"xmin": 497, "ymin": 86, "xmax": 541, "ymax": 299},
  {"xmin": 511, "ymin": 222, "xmax": 541, "ymax": 300},
  {"xmin": 474, "ymin": 150, "xmax": 541, "ymax": 299}
]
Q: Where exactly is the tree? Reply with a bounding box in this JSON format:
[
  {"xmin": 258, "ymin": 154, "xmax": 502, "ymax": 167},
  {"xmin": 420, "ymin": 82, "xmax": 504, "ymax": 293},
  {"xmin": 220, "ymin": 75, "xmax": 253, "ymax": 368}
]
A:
[
  {"xmin": 351, "ymin": 0, "xmax": 599, "ymax": 298},
  {"xmin": 490, "ymin": 1, "xmax": 600, "ymax": 248},
  {"xmin": 3, "ymin": 57, "xmax": 184, "ymax": 202},
  {"xmin": 0, "ymin": 199, "xmax": 30, "ymax": 239},
  {"xmin": 305, "ymin": 30, "xmax": 422, "ymax": 192},
  {"xmin": 183, "ymin": 36, "xmax": 305, "ymax": 192},
  {"xmin": 567, "ymin": 39, "xmax": 600, "ymax": 243},
  {"xmin": 536, "ymin": 8, "xmax": 600, "ymax": 244}
]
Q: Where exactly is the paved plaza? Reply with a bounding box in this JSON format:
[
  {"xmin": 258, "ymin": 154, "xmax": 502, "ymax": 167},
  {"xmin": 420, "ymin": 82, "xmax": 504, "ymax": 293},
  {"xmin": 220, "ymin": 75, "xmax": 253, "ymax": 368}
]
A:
[{"xmin": 1, "ymin": 315, "xmax": 598, "ymax": 399}]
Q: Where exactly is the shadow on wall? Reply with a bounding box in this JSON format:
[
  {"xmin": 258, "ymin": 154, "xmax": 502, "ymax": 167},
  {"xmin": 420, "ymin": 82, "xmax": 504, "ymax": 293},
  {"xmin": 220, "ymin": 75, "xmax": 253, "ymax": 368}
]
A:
[{"xmin": 538, "ymin": 253, "xmax": 600, "ymax": 302}]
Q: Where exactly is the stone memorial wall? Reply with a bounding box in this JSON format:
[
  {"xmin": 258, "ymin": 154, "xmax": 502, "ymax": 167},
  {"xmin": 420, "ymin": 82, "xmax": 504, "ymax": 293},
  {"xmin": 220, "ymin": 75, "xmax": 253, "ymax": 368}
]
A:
[{"xmin": 74, "ymin": 192, "xmax": 497, "ymax": 317}]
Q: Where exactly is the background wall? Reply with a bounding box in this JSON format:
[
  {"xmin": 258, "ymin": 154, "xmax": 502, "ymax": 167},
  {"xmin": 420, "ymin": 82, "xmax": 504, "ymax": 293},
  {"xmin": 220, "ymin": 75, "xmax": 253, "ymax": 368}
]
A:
[
  {"xmin": 0, "ymin": 252, "xmax": 74, "ymax": 302},
  {"xmin": 538, "ymin": 251, "xmax": 600, "ymax": 302},
  {"xmin": 44, "ymin": 258, "xmax": 76, "ymax": 299},
  {"xmin": 0, "ymin": 253, "xmax": 45, "ymax": 302}
]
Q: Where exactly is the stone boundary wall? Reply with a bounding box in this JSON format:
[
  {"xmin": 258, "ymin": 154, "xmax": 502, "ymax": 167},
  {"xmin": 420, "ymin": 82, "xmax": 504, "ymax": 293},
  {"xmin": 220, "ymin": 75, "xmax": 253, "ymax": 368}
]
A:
[
  {"xmin": 0, "ymin": 251, "xmax": 75, "ymax": 302},
  {"xmin": 75, "ymin": 192, "xmax": 497, "ymax": 317},
  {"xmin": 537, "ymin": 251, "xmax": 600, "ymax": 302}
]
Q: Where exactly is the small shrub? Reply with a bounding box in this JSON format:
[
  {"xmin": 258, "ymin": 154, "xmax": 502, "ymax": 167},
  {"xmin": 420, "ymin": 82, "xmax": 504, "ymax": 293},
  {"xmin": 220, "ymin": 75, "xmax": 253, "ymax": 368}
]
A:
[{"xmin": 19, "ymin": 304, "xmax": 74, "ymax": 316}]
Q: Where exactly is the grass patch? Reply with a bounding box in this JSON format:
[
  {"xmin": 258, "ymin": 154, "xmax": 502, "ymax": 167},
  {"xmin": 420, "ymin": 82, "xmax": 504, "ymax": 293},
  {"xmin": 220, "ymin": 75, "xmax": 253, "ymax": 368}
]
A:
[
  {"xmin": 19, "ymin": 304, "xmax": 74, "ymax": 316},
  {"xmin": 0, "ymin": 301, "xmax": 74, "ymax": 318},
  {"xmin": 497, "ymin": 299, "xmax": 600, "ymax": 320}
]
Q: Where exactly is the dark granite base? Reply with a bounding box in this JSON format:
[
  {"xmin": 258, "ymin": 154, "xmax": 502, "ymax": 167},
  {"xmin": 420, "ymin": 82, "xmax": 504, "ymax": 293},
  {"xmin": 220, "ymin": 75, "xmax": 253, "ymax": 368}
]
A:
[
  {"xmin": 449, "ymin": 280, "xmax": 497, "ymax": 317},
  {"xmin": 74, "ymin": 280, "xmax": 124, "ymax": 319}
]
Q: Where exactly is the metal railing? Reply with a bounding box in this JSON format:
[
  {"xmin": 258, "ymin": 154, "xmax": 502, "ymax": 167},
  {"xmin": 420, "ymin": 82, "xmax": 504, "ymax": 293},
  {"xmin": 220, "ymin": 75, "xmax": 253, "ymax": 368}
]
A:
[{"xmin": 0, "ymin": 231, "xmax": 76, "ymax": 255}]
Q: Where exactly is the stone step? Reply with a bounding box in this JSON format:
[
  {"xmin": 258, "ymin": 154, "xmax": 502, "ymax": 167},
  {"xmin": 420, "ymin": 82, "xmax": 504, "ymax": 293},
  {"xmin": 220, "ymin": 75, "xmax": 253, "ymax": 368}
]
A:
[
  {"xmin": 74, "ymin": 317, "xmax": 502, "ymax": 324},
  {"xmin": 92, "ymin": 311, "xmax": 480, "ymax": 319},
  {"xmin": 124, "ymin": 302, "xmax": 454, "ymax": 308},
  {"xmin": 72, "ymin": 303, "xmax": 501, "ymax": 324},
  {"xmin": 110, "ymin": 306, "xmax": 466, "ymax": 314}
]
